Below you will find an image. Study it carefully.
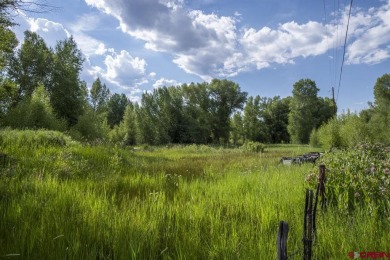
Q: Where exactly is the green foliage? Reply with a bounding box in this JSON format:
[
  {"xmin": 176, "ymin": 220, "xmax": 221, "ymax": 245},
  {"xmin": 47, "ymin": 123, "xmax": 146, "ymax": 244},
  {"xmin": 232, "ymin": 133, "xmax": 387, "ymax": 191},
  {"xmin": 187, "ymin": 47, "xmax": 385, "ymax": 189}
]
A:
[
  {"xmin": 50, "ymin": 36, "xmax": 85, "ymax": 126},
  {"xmin": 209, "ymin": 79, "xmax": 247, "ymax": 144},
  {"xmin": 107, "ymin": 93, "xmax": 129, "ymax": 128},
  {"xmin": 230, "ymin": 112, "xmax": 244, "ymax": 145},
  {"xmin": 8, "ymin": 31, "xmax": 53, "ymax": 99},
  {"xmin": 309, "ymin": 128, "xmax": 320, "ymax": 147},
  {"xmin": 288, "ymin": 79, "xmax": 334, "ymax": 144},
  {"xmin": 4, "ymin": 85, "xmax": 66, "ymax": 131},
  {"xmin": 243, "ymin": 96, "xmax": 268, "ymax": 142},
  {"xmin": 317, "ymin": 117, "xmax": 342, "ymax": 150},
  {"xmin": 315, "ymin": 113, "xmax": 373, "ymax": 149},
  {"xmin": 70, "ymin": 110, "xmax": 110, "ymax": 142},
  {"xmin": 0, "ymin": 77, "xmax": 18, "ymax": 120},
  {"xmin": 241, "ymin": 141, "xmax": 266, "ymax": 153},
  {"xmin": 90, "ymin": 77, "xmax": 110, "ymax": 114},
  {"xmin": 308, "ymin": 143, "xmax": 390, "ymax": 216},
  {"xmin": 0, "ymin": 25, "xmax": 17, "ymax": 70},
  {"xmin": 0, "ymin": 129, "xmax": 76, "ymax": 148},
  {"xmin": 264, "ymin": 96, "xmax": 291, "ymax": 143}
]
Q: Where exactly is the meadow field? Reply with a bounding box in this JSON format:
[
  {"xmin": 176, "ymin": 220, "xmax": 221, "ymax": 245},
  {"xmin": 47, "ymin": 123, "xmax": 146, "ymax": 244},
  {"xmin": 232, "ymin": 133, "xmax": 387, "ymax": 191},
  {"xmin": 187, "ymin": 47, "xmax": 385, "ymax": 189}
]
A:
[{"xmin": 0, "ymin": 130, "xmax": 389, "ymax": 259}]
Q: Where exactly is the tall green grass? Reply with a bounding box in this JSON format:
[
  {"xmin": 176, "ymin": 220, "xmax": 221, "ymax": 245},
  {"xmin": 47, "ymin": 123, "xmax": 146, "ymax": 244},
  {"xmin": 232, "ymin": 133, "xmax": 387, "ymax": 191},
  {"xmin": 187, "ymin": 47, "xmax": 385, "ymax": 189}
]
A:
[{"xmin": 0, "ymin": 130, "xmax": 388, "ymax": 259}]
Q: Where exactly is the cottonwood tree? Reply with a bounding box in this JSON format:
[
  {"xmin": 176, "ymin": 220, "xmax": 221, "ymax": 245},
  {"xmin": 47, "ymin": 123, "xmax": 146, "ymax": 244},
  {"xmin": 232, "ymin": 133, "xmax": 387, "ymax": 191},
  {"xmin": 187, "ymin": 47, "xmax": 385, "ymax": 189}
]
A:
[
  {"xmin": 208, "ymin": 79, "xmax": 247, "ymax": 144},
  {"xmin": 107, "ymin": 93, "xmax": 129, "ymax": 128},
  {"xmin": 8, "ymin": 31, "xmax": 53, "ymax": 100},
  {"xmin": 288, "ymin": 79, "xmax": 319, "ymax": 144},
  {"xmin": 370, "ymin": 73, "xmax": 390, "ymax": 142},
  {"xmin": 90, "ymin": 77, "xmax": 110, "ymax": 114},
  {"xmin": 181, "ymin": 82, "xmax": 212, "ymax": 144},
  {"xmin": 49, "ymin": 36, "xmax": 85, "ymax": 126},
  {"xmin": 263, "ymin": 96, "xmax": 290, "ymax": 143}
]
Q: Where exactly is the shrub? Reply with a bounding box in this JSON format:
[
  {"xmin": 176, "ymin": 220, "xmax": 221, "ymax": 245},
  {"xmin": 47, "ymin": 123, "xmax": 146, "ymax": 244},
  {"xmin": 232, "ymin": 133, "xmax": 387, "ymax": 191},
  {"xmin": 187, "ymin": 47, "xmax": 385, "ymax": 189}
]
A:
[
  {"xmin": 241, "ymin": 141, "xmax": 265, "ymax": 153},
  {"xmin": 4, "ymin": 85, "xmax": 66, "ymax": 131},
  {"xmin": 0, "ymin": 129, "xmax": 77, "ymax": 148},
  {"xmin": 70, "ymin": 110, "xmax": 110, "ymax": 142},
  {"xmin": 307, "ymin": 143, "xmax": 390, "ymax": 217}
]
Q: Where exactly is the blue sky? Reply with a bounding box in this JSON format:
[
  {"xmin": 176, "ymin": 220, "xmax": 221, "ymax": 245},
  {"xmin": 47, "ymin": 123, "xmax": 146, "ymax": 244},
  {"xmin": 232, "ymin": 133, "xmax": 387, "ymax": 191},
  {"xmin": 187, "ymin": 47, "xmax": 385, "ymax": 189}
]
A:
[{"xmin": 12, "ymin": 0, "xmax": 390, "ymax": 112}]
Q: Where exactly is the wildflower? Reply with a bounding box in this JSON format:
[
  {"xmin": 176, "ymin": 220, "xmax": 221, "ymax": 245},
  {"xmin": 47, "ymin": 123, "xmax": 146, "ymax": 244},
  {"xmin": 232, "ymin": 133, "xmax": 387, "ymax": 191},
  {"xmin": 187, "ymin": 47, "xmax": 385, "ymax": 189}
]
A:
[{"xmin": 354, "ymin": 192, "xmax": 360, "ymax": 198}]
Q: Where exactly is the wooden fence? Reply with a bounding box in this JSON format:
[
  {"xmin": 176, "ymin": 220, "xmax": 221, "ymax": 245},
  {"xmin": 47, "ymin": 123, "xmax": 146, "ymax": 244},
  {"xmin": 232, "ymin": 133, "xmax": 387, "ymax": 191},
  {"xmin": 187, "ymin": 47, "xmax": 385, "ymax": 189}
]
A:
[{"xmin": 277, "ymin": 164, "xmax": 327, "ymax": 260}]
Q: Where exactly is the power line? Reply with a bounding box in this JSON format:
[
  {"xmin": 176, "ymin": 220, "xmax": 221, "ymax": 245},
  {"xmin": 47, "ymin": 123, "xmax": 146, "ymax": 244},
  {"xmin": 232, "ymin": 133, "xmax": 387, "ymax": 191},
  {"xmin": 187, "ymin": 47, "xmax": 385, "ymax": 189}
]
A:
[
  {"xmin": 323, "ymin": 0, "xmax": 332, "ymax": 92},
  {"xmin": 336, "ymin": 0, "xmax": 353, "ymax": 102}
]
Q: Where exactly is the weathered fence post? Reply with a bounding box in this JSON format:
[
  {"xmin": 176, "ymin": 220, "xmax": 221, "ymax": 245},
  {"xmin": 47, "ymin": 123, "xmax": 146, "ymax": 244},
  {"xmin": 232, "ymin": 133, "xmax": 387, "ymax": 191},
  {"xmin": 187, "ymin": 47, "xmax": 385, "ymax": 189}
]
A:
[
  {"xmin": 313, "ymin": 164, "xmax": 326, "ymax": 235},
  {"xmin": 303, "ymin": 189, "xmax": 314, "ymax": 260},
  {"xmin": 318, "ymin": 164, "xmax": 326, "ymax": 209},
  {"xmin": 277, "ymin": 221, "xmax": 289, "ymax": 260}
]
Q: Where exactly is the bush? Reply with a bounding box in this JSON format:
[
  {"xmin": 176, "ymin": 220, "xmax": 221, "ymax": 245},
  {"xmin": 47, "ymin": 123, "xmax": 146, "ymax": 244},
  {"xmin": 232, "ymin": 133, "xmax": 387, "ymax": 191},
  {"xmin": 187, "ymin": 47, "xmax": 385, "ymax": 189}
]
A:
[
  {"xmin": 307, "ymin": 143, "xmax": 390, "ymax": 217},
  {"xmin": 315, "ymin": 113, "xmax": 375, "ymax": 150},
  {"xmin": 241, "ymin": 141, "xmax": 265, "ymax": 153},
  {"xmin": 4, "ymin": 86, "xmax": 66, "ymax": 131},
  {"xmin": 70, "ymin": 110, "xmax": 110, "ymax": 142},
  {"xmin": 0, "ymin": 129, "xmax": 77, "ymax": 148}
]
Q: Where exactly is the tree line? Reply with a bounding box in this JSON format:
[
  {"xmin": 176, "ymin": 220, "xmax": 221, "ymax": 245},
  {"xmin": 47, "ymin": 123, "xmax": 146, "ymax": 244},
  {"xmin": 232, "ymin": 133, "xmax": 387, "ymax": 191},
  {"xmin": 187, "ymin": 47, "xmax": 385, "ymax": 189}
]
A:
[{"xmin": 0, "ymin": 29, "xmax": 335, "ymax": 145}]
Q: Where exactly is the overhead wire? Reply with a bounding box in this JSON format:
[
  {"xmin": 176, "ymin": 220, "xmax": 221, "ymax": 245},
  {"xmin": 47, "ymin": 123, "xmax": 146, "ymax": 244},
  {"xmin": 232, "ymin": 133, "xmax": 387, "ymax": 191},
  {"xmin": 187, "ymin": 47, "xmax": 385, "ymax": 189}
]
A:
[
  {"xmin": 323, "ymin": 0, "xmax": 332, "ymax": 92},
  {"xmin": 336, "ymin": 0, "xmax": 353, "ymax": 102}
]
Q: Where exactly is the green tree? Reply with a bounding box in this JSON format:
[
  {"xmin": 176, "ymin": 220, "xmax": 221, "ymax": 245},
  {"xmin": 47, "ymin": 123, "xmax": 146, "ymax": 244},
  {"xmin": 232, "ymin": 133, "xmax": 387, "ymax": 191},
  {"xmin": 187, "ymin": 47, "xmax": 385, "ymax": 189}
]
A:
[
  {"xmin": 136, "ymin": 94, "xmax": 158, "ymax": 144},
  {"xmin": 49, "ymin": 36, "xmax": 85, "ymax": 126},
  {"xmin": 107, "ymin": 93, "xmax": 129, "ymax": 128},
  {"xmin": 370, "ymin": 73, "xmax": 390, "ymax": 143},
  {"xmin": 0, "ymin": 26, "xmax": 17, "ymax": 71},
  {"xmin": 4, "ymin": 85, "xmax": 66, "ymax": 130},
  {"xmin": 8, "ymin": 31, "xmax": 53, "ymax": 100},
  {"xmin": 264, "ymin": 96, "xmax": 290, "ymax": 143},
  {"xmin": 288, "ymin": 79, "xmax": 319, "ymax": 144},
  {"xmin": 230, "ymin": 112, "xmax": 244, "ymax": 145},
  {"xmin": 208, "ymin": 79, "xmax": 247, "ymax": 144},
  {"xmin": 181, "ymin": 82, "xmax": 212, "ymax": 144},
  {"xmin": 90, "ymin": 77, "xmax": 110, "ymax": 114},
  {"xmin": 0, "ymin": 77, "xmax": 18, "ymax": 121}
]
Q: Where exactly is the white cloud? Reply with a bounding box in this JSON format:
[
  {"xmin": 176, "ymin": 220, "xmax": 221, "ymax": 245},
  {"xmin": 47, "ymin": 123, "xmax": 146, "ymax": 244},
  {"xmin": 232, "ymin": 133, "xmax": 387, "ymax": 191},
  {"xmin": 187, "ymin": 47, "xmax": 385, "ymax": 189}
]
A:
[
  {"xmin": 346, "ymin": 1, "xmax": 390, "ymax": 64},
  {"xmin": 89, "ymin": 49, "xmax": 148, "ymax": 90},
  {"xmin": 84, "ymin": 0, "xmax": 390, "ymax": 80},
  {"xmin": 68, "ymin": 14, "xmax": 109, "ymax": 57},
  {"xmin": 153, "ymin": 78, "xmax": 181, "ymax": 88},
  {"xmin": 24, "ymin": 17, "xmax": 70, "ymax": 47}
]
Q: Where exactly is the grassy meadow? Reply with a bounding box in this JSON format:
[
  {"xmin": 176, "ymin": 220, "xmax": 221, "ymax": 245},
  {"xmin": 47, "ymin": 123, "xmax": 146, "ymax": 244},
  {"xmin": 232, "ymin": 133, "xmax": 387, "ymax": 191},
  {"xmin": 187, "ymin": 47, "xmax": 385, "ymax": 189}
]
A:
[{"xmin": 0, "ymin": 130, "xmax": 389, "ymax": 259}]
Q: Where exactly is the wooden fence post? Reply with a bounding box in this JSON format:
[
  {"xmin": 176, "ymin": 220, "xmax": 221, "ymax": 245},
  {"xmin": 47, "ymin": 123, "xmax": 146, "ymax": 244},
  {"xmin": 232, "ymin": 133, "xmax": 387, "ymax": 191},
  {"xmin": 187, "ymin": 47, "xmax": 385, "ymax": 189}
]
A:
[
  {"xmin": 277, "ymin": 221, "xmax": 289, "ymax": 260},
  {"xmin": 303, "ymin": 189, "xmax": 314, "ymax": 260},
  {"xmin": 318, "ymin": 164, "xmax": 326, "ymax": 209},
  {"xmin": 313, "ymin": 164, "xmax": 326, "ymax": 235}
]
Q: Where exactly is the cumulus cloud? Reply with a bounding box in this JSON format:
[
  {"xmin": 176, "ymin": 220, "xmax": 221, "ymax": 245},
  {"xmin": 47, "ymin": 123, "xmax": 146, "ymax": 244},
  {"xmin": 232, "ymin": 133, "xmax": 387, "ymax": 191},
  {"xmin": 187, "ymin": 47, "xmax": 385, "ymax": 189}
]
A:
[
  {"xmin": 346, "ymin": 1, "xmax": 390, "ymax": 64},
  {"xmin": 24, "ymin": 17, "xmax": 71, "ymax": 46},
  {"xmin": 153, "ymin": 78, "xmax": 181, "ymax": 88},
  {"xmin": 84, "ymin": 0, "xmax": 390, "ymax": 80},
  {"xmin": 84, "ymin": 0, "xmax": 239, "ymax": 80},
  {"xmin": 89, "ymin": 49, "xmax": 148, "ymax": 91}
]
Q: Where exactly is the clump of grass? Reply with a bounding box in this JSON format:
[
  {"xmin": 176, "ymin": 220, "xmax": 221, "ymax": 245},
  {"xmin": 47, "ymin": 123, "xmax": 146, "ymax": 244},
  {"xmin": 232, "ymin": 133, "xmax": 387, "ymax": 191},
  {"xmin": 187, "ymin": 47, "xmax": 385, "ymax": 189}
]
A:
[{"xmin": 0, "ymin": 129, "xmax": 78, "ymax": 149}]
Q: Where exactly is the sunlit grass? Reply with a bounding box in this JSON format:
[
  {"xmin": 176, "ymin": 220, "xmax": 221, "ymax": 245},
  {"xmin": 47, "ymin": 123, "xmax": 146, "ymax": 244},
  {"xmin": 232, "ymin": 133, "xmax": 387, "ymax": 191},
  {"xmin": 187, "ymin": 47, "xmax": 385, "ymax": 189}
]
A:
[{"xmin": 0, "ymin": 130, "xmax": 388, "ymax": 259}]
